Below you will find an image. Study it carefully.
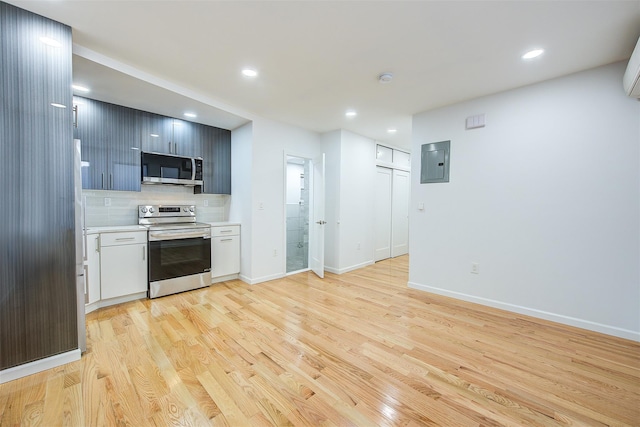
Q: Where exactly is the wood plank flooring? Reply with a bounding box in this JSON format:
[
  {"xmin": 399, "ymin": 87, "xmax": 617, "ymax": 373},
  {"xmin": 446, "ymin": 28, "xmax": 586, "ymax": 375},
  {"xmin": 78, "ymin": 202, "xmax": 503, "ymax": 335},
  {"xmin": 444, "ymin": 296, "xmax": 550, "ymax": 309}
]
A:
[{"xmin": 1, "ymin": 255, "xmax": 639, "ymax": 426}]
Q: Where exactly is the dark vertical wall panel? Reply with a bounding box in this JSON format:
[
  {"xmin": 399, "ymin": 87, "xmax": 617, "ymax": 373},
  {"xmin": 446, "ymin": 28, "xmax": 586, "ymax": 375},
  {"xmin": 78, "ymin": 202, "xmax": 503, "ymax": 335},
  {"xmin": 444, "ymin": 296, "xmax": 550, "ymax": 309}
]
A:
[{"xmin": 1, "ymin": 2, "xmax": 77, "ymax": 370}]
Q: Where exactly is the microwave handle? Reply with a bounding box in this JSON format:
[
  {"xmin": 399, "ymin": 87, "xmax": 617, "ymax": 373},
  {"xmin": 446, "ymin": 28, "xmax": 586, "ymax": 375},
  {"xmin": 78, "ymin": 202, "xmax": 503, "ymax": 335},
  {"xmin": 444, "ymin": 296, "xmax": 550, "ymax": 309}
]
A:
[{"xmin": 192, "ymin": 157, "xmax": 196, "ymax": 180}]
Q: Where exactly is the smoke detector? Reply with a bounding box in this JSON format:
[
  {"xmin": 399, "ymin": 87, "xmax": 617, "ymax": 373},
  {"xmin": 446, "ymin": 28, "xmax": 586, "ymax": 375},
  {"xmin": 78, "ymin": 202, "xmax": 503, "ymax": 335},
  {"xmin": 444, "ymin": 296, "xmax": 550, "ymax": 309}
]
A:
[{"xmin": 378, "ymin": 72, "xmax": 393, "ymax": 83}]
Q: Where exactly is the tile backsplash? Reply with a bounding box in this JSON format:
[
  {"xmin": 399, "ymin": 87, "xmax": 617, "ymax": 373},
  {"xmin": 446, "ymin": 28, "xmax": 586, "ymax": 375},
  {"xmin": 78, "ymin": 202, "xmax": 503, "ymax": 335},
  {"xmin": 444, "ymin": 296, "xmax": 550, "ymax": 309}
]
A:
[{"xmin": 83, "ymin": 185, "xmax": 230, "ymax": 227}]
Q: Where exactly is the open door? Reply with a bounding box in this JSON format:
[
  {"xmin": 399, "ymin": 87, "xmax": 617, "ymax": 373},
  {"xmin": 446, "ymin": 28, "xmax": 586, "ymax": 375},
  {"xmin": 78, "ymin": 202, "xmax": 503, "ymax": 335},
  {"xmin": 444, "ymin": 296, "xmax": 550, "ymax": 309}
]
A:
[{"xmin": 309, "ymin": 154, "xmax": 325, "ymax": 278}]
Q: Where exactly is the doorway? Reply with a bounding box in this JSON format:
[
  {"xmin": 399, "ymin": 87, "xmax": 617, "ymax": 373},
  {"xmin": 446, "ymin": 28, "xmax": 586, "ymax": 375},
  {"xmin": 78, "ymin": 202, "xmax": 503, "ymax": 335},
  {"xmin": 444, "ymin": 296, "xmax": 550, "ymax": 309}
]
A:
[{"xmin": 286, "ymin": 156, "xmax": 311, "ymax": 273}]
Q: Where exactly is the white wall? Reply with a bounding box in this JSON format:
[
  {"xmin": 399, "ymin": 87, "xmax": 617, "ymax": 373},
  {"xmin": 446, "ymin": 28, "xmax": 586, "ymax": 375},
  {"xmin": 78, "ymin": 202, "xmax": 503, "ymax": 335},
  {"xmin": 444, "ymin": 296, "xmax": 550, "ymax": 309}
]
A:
[
  {"xmin": 322, "ymin": 130, "xmax": 377, "ymax": 274},
  {"xmin": 409, "ymin": 62, "xmax": 640, "ymax": 340},
  {"xmin": 238, "ymin": 117, "xmax": 321, "ymax": 284},
  {"xmin": 230, "ymin": 121, "xmax": 253, "ymax": 281}
]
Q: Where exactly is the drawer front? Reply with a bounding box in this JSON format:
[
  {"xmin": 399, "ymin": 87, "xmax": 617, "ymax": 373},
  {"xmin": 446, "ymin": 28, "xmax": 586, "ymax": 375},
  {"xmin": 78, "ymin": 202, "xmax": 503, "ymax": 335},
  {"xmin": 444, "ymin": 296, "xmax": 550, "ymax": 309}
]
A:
[
  {"xmin": 211, "ymin": 225, "xmax": 240, "ymax": 237},
  {"xmin": 100, "ymin": 231, "xmax": 147, "ymax": 247}
]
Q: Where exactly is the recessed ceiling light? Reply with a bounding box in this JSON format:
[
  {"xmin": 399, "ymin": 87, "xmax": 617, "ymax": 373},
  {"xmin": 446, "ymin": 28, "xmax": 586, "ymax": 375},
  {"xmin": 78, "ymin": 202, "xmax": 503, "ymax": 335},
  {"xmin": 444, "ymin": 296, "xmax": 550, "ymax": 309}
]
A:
[
  {"xmin": 387, "ymin": 128, "xmax": 397, "ymax": 133},
  {"xmin": 242, "ymin": 68, "xmax": 258, "ymax": 77},
  {"xmin": 184, "ymin": 112, "xmax": 197, "ymax": 118},
  {"xmin": 72, "ymin": 84, "xmax": 90, "ymax": 93},
  {"xmin": 39, "ymin": 36, "xmax": 61, "ymax": 47},
  {"xmin": 522, "ymin": 48, "xmax": 544, "ymax": 60},
  {"xmin": 345, "ymin": 110, "xmax": 357, "ymax": 117},
  {"xmin": 50, "ymin": 103, "xmax": 66, "ymax": 109}
]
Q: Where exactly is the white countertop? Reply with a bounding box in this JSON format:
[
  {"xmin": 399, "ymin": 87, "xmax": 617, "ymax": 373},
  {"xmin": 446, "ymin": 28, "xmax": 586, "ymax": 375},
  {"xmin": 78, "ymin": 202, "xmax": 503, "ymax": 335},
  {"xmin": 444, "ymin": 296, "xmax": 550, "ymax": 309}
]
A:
[
  {"xmin": 86, "ymin": 223, "xmax": 240, "ymax": 234},
  {"xmin": 85, "ymin": 225, "xmax": 148, "ymax": 234}
]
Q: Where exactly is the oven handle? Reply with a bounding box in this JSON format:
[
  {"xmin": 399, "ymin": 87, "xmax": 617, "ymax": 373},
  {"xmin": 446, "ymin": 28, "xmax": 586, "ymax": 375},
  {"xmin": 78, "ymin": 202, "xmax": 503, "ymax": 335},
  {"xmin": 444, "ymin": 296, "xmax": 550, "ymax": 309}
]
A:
[{"xmin": 148, "ymin": 229, "xmax": 211, "ymax": 241}]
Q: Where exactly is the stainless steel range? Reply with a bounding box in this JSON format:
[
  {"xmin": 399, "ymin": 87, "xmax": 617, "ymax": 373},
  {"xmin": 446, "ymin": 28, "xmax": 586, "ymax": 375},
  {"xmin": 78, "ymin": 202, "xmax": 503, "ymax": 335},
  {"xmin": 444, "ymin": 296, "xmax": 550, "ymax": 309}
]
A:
[{"xmin": 139, "ymin": 205, "xmax": 211, "ymax": 298}]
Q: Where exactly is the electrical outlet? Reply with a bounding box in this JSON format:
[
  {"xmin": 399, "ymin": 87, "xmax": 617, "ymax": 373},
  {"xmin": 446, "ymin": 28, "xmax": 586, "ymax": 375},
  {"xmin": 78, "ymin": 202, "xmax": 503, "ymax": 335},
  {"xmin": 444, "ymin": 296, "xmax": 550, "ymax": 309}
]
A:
[
  {"xmin": 203, "ymin": 199, "xmax": 209, "ymax": 207},
  {"xmin": 104, "ymin": 197, "xmax": 111, "ymax": 207},
  {"xmin": 471, "ymin": 262, "xmax": 480, "ymax": 274},
  {"xmin": 357, "ymin": 242, "xmax": 361, "ymax": 250},
  {"xmin": 258, "ymin": 202, "xmax": 265, "ymax": 210},
  {"xmin": 273, "ymin": 248, "xmax": 277, "ymax": 257}
]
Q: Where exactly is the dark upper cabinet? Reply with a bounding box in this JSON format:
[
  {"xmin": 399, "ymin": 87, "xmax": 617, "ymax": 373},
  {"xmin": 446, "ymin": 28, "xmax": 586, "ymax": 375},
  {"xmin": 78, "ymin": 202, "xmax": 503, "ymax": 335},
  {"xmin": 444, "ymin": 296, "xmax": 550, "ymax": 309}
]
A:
[
  {"xmin": 74, "ymin": 96, "xmax": 231, "ymax": 194},
  {"xmin": 171, "ymin": 118, "xmax": 199, "ymax": 157},
  {"xmin": 139, "ymin": 114, "xmax": 201, "ymax": 158},
  {"xmin": 199, "ymin": 124, "xmax": 231, "ymax": 194},
  {"xmin": 139, "ymin": 110, "xmax": 172, "ymax": 154},
  {"xmin": 74, "ymin": 96, "xmax": 141, "ymax": 191}
]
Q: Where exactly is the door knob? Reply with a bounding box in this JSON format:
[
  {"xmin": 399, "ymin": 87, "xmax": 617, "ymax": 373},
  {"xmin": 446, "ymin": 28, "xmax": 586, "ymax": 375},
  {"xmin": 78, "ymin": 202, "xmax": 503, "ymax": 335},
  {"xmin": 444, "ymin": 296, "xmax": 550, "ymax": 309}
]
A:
[{"xmin": 316, "ymin": 220, "xmax": 327, "ymax": 225}]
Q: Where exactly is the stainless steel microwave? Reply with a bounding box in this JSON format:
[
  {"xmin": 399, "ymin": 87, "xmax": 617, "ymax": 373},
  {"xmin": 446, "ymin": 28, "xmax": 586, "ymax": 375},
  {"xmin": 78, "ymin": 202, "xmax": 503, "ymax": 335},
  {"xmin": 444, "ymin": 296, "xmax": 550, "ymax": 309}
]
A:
[{"xmin": 141, "ymin": 152, "xmax": 203, "ymax": 186}]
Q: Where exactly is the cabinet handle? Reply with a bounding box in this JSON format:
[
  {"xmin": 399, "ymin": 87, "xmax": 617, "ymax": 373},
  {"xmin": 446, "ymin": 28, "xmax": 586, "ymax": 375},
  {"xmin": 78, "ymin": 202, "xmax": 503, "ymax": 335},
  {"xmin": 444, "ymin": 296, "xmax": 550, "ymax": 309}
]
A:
[
  {"xmin": 101, "ymin": 173, "xmax": 105, "ymax": 190},
  {"xmin": 95, "ymin": 236, "xmax": 100, "ymax": 253},
  {"xmin": 142, "ymin": 246, "xmax": 146, "ymax": 261},
  {"xmin": 110, "ymin": 174, "xmax": 113, "ymax": 190},
  {"xmin": 220, "ymin": 238, "xmax": 233, "ymax": 242},
  {"xmin": 83, "ymin": 265, "xmax": 89, "ymax": 304},
  {"xmin": 220, "ymin": 230, "xmax": 233, "ymax": 233},
  {"xmin": 115, "ymin": 237, "xmax": 136, "ymax": 241},
  {"xmin": 168, "ymin": 141, "xmax": 172, "ymax": 153}
]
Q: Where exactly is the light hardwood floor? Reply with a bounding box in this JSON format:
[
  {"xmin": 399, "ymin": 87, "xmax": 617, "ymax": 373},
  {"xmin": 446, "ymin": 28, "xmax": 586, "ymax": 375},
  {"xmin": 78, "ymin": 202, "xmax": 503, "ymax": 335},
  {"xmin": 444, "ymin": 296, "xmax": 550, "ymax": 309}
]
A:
[{"xmin": 1, "ymin": 255, "xmax": 639, "ymax": 426}]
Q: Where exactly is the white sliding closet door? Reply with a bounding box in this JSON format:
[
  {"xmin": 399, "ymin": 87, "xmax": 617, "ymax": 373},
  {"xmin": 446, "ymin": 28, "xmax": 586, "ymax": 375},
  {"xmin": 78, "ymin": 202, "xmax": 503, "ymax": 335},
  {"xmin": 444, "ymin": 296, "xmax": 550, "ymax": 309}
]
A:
[
  {"xmin": 374, "ymin": 167, "xmax": 392, "ymax": 262},
  {"xmin": 391, "ymin": 169, "xmax": 410, "ymax": 257}
]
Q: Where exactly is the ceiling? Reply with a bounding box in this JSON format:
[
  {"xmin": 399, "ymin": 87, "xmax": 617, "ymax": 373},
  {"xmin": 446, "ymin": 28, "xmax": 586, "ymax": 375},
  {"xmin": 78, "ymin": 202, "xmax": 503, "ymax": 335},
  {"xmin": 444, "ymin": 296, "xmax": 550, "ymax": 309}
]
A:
[{"xmin": 9, "ymin": 1, "xmax": 640, "ymax": 150}]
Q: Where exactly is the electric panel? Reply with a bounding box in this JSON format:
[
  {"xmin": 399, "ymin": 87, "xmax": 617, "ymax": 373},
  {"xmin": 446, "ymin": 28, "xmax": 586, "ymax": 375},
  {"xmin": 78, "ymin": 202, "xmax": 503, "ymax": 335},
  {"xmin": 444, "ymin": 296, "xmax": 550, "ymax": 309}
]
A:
[{"xmin": 420, "ymin": 140, "xmax": 450, "ymax": 184}]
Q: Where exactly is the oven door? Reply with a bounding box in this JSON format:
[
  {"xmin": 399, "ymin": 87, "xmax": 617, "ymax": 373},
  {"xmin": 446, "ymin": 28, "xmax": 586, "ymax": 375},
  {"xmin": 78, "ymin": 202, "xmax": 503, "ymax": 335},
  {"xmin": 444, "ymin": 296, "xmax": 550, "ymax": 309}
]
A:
[{"xmin": 148, "ymin": 231, "xmax": 211, "ymax": 282}]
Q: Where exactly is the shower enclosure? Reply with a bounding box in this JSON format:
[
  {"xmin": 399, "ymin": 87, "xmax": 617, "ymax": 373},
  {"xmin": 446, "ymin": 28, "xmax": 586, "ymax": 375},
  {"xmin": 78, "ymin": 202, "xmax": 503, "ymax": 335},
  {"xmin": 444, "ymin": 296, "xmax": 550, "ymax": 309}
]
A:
[{"xmin": 286, "ymin": 156, "xmax": 310, "ymax": 273}]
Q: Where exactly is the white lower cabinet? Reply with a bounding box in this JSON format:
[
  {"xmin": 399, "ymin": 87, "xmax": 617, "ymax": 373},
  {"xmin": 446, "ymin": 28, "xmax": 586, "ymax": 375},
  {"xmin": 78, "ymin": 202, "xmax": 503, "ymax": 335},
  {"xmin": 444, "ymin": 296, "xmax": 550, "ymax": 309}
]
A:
[
  {"xmin": 100, "ymin": 231, "xmax": 148, "ymax": 300},
  {"xmin": 211, "ymin": 225, "xmax": 240, "ymax": 282}
]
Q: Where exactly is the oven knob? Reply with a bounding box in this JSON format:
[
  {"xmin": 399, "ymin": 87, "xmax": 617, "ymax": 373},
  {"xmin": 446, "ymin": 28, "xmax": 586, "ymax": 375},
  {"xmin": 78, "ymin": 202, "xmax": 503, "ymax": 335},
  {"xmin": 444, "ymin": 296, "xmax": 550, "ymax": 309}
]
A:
[
  {"xmin": 141, "ymin": 207, "xmax": 148, "ymax": 213},
  {"xmin": 189, "ymin": 207, "xmax": 194, "ymax": 212},
  {"xmin": 149, "ymin": 207, "xmax": 155, "ymax": 213},
  {"xmin": 183, "ymin": 207, "xmax": 188, "ymax": 212}
]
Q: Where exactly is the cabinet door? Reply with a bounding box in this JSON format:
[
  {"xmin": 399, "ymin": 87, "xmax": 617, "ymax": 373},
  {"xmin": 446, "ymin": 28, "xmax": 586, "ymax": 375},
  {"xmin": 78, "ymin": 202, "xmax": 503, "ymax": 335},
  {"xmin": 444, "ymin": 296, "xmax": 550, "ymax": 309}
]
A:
[
  {"xmin": 139, "ymin": 111, "xmax": 172, "ymax": 154},
  {"xmin": 171, "ymin": 118, "xmax": 196, "ymax": 157},
  {"xmin": 75, "ymin": 97, "xmax": 109, "ymax": 190},
  {"xmin": 105, "ymin": 103, "xmax": 141, "ymax": 191},
  {"xmin": 200, "ymin": 125, "xmax": 231, "ymax": 194},
  {"xmin": 100, "ymin": 243, "xmax": 147, "ymax": 299},
  {"xmin": 212, "ymin": 235, "xmax": 240, "ymax": 278},
  {"xmin": 85, "ymin": 234, "xmax": 101, "ymax": 305},
  {"xmin": 75, "ymin": 97, "xmax": 140, "ymax": 191}
]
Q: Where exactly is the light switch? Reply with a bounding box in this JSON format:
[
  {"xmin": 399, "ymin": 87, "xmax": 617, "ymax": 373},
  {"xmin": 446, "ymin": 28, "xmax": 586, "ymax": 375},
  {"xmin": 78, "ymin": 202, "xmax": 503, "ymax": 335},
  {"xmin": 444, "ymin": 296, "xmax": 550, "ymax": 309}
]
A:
[
  {"xmin": 465, "ymin": 114, "xmax": 486, "ymax": 130},
  {"xmin": 418, "ymin": 202, "xmax": 425, "ymax": 210}
]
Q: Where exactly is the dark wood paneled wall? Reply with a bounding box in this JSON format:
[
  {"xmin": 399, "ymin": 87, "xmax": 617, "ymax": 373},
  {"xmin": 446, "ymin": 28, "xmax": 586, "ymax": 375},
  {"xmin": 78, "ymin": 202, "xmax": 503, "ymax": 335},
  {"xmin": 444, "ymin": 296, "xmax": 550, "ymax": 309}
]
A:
[{"xmin": 0, "ymin": 2, "xmax": 77, "ymax": 370}]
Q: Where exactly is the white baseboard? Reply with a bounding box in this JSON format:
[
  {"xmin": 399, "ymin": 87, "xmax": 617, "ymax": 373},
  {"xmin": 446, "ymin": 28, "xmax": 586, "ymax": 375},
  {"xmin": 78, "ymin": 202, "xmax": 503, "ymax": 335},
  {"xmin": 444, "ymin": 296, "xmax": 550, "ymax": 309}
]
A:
[
  {"xmin": 407, "ymin": 281, "xmax": 640, "ymax": 342},
  {"xmin": 211, "ymin": 273, "xmax": 240, "ymax": 284},
  {"xmin": 0, "ymin": 349, "xmax": 81, "ymax": 384},
  {"xmin": 85, "ymin": 292, "xmax": 147, "ymax": 314},
  {"xmin": 240, "ymin": 272, "xmax": 285, "ymax": 285},
  {"xmin": 325, "ymin": 260, "xmax": 374, "ymax": 275}
]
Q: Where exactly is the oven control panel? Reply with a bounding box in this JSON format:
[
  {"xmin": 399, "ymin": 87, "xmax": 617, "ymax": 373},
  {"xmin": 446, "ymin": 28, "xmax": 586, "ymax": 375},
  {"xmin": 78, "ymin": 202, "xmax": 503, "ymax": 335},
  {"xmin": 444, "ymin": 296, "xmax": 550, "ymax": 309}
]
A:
[{"xmin": 139, "ymin": 205, "xmax": 195, "ymax": 218}]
